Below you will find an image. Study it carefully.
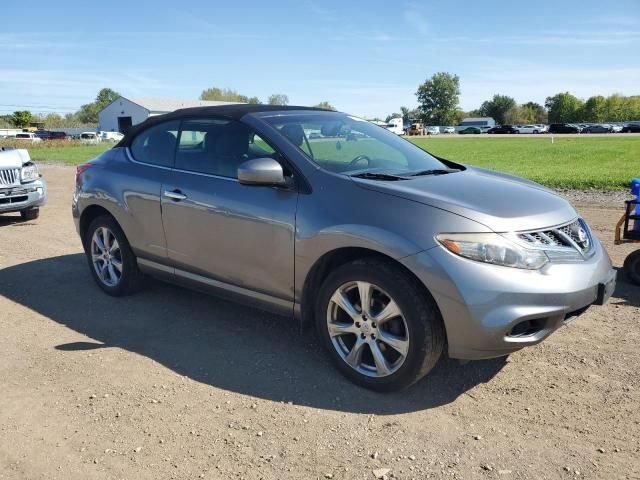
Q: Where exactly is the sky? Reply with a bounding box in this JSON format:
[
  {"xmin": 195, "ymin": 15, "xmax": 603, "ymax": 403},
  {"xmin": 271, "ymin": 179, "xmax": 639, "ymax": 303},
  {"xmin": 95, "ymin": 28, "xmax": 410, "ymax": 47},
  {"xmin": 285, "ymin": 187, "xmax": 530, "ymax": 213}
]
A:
[{"xmin": 1, "ymin": 0, "xmax": 639, "ymax": 119}]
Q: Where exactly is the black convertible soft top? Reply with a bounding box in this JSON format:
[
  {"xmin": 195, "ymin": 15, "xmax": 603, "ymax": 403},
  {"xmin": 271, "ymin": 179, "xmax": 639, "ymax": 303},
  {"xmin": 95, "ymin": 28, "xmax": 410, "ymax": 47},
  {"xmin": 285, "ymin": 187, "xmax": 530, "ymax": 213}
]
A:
[{"xmin": 115, "ymin": 104, "xmax": 327, "ymax": 148}]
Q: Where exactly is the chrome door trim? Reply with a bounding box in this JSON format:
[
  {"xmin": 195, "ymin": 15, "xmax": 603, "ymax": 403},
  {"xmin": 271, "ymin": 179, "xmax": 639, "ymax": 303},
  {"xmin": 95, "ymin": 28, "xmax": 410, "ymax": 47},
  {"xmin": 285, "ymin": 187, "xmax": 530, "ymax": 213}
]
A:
[{"xmin": 136, "ymin": 257, "xmax": 294, "ymax": 317}]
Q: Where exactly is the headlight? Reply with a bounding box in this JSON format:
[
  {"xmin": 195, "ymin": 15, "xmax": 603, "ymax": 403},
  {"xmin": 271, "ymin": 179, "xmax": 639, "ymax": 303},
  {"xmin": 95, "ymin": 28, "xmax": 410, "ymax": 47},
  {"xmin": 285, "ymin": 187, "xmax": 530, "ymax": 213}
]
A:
[
  {"xmin": 21, "ymin": 163, "xmax": 39, "ymax": 183},
  {"xmin": 436, "ymin": 233, "xmax": 549, "ymax": 270}
]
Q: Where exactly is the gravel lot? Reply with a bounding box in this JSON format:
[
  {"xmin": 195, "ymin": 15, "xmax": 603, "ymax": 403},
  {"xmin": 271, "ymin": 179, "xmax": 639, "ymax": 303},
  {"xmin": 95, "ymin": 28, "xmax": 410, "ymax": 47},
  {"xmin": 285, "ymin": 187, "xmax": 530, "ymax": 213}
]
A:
[{"xmin": 1, "ymin": 165, "xmax": 638, "ymax": 480}]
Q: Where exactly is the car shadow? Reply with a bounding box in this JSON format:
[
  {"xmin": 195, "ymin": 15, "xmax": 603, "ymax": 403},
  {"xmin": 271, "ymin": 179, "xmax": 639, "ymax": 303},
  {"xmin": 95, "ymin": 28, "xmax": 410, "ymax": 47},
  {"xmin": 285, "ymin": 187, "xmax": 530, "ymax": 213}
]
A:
[
  {"xmin": 0, "ymin": 254, "xmax": 509, "ymax": 414},
  {"xmin": 0, "ymin": 213, "xmax": 28, "ymax": 226},
  {"xmin": 610, "ymin": 267, "xmax": 640, "ymax": 308}
]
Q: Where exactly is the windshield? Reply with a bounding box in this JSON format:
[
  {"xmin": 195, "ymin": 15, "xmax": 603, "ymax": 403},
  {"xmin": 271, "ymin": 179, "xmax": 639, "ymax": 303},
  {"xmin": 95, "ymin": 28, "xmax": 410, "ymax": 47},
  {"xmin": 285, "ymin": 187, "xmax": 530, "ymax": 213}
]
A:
[{"xmin": 263, "ymin": 112, "xmax": 450, "ymax": 176}]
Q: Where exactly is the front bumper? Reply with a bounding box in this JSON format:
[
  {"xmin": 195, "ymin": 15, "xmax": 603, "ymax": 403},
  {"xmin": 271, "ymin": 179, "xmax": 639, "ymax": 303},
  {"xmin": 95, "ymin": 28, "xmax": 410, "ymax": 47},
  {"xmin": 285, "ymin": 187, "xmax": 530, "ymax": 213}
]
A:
[
  {"xmin": 402, "ymin": 239, "xmax": 616, "ymax": 360},
  {"xmin": 0, "ymin": 178, "xmax": 47, "ymax": 214}
]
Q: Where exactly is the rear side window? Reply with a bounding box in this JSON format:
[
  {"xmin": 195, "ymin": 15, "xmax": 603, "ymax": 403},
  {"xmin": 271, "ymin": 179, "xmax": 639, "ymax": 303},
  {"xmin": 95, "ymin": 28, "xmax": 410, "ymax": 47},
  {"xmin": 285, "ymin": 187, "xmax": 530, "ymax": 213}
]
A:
[
  {"xmin": 130, "ymin": 120, "xmax": 180, "ymax": 167},
  {"xmin": 175, "ymin": 118, "xmax": 277, "ymax": 178}
]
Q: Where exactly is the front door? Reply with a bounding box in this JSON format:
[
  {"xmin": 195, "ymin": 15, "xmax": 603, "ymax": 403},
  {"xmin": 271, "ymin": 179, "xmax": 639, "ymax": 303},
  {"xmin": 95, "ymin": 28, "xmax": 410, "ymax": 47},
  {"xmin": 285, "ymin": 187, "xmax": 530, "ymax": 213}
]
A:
[
  {"xmin": 118, "ymin": 116, "xmax": 133, "ymax": 134},
  {"xmin": 161, "ymin": 117, "xmax": 298, "ymax": 303}
]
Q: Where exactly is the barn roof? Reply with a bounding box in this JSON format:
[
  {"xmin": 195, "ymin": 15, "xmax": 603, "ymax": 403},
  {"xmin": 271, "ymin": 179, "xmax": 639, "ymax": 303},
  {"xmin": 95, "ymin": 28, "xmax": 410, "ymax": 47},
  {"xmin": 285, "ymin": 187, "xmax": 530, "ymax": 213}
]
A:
[{"xmin": 126, "ymin": 96, "xmax": 235, "ymax": 112}]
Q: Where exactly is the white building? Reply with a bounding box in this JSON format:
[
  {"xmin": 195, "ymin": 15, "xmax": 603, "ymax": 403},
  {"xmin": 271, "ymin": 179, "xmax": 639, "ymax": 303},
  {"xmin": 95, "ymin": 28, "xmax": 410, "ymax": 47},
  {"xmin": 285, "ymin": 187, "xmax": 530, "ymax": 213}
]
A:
[{"xmin": 98, "ymin": 96, "xmax": 235, "ymax": 133}]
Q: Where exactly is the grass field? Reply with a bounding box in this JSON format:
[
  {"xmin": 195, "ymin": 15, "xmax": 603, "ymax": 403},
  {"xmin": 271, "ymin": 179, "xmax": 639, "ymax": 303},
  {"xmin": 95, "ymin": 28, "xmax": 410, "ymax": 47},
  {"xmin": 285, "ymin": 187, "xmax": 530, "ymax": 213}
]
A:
[
  {"xmin": 411, "ymin": 136, "xmax": 639, "ymax": 190},
  {"xmin": 4, "ymin": 136, "xmax": 638, "ymax": 190}
]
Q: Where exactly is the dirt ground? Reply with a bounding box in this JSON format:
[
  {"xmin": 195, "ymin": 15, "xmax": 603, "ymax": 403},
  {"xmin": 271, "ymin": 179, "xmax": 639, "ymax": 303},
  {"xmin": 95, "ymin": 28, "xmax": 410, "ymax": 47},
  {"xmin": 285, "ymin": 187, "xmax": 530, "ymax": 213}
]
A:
[{"xmin": 1, "ymin": 165, "xmax": 638, "ymax": 480}]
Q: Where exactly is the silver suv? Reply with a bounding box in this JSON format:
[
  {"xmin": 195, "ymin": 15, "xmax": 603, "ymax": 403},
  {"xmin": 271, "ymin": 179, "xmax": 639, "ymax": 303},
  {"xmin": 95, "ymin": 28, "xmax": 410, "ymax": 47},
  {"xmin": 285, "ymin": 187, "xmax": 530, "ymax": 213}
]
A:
[
  {"xmin": 0, "ymin": 148, "xmax": 47, "ymax": 220},
  {"xmin": 72, "ymin": 105, "xmax": 616, "ymax": 391}
]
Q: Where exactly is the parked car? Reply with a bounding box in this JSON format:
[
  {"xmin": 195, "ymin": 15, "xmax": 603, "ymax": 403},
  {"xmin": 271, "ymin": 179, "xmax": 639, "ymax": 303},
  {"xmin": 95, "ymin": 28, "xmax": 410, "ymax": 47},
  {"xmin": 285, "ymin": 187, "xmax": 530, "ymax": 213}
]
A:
[
  {"xmin": 48, "ymin": 131, "xmax": 71, "ymax": 141},
  {"xmin": 487, "ymin": 125, "xmax": 519, "ymax": 134},
  {"xmin": 34, "ymin": 130, "xmax": 51, "ymax": 140},
  {"xmin": 548, "ymin": 123, "xmax": 581, "ymax": 134},
  {"xmin": 426, "ymin": 126, "xmax": 440, "ymax": 135},
  {"xmin": 515, "ymin": 125, "xmax": 542, "ymax": 134},
  {"xmin": 100, "ymin": 131, "xmax": 125, "ymax": 142},
  {"xmin": 72, "ymin": 105, "xmax": 616, "ymax": 391},
  {"xmin": 582, "ymin": 124, "xmax": 612, "ymax": 134},
  {"xmin": 610, "ymin": 124, "xmax": 623, "ymax": 133},
  {"xmin": 0, "ymin": 148, "xmax": 47, "ymax": 220},
  {"xmin": 80, "ymin": 132, "xmax": 101, "ymax": 143},
  {"xmin": 14, "ymin": 133, "xmax": 42, "ymax": 143},
  {"xmin": 458, "ymin": 126, "xmax": 481, "ymax": 134},
  {"xmin": 442, "ymin": 126, "xmax": 455, "ymax": 134},
  {"xmin": 621, "ymin": 123, "xmax": 640, "ymax": 133},
  {"xmin": 407, "ymin": 123, "xmax": 424, "ymax": 136}
]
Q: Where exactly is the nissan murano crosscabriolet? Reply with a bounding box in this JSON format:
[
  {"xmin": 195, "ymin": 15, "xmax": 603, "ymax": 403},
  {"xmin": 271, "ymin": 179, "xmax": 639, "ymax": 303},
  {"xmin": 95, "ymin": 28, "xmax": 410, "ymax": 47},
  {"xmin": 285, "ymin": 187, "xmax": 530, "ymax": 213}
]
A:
[{"xmin": 73, "ymin": 105, "xmax": 616, "ymax": 391}]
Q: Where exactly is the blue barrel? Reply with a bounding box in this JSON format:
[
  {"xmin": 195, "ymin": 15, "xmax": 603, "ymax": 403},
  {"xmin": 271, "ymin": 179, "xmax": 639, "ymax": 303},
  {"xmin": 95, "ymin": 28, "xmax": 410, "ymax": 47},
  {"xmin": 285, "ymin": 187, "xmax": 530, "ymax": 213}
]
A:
[{"xmin": 632, "ymin": 178, "xmax": 640, "ymax": 231}]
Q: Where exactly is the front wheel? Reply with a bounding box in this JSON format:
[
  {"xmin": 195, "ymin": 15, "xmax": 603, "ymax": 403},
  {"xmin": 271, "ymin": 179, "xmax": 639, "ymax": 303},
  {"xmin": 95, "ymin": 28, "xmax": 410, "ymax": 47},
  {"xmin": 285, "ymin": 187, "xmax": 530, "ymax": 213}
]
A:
[
  {"xmin": 316, "ymin": 258, "xmax": 445, "ymax": 391},
  {"xmin": 20, "ymin": 208, "xmax": 39, "ymax": 220}
]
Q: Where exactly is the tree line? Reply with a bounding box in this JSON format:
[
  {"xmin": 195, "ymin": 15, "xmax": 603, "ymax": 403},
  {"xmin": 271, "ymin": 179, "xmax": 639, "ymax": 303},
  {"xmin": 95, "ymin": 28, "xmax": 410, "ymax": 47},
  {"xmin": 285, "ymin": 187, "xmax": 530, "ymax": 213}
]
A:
[
  {"xmin": 198, "ymin": 87, "xmax": 335, "ymax": 111},
  {"xmin": 2, "ymin": 87, "xmax": 337, "ymax": 129},
  {"xmin": 4, "ymin": 79, "xmax": 638, "ymax": 130},
  {"xmin": 408, "ymin": 72, "xmax": 640, "ymax": 126}
]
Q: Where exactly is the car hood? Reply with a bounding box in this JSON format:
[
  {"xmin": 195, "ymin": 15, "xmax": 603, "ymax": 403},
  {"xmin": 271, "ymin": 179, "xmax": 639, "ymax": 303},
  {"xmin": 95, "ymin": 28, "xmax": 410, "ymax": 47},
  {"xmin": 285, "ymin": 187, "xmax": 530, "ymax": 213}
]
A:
[
  {"xmin": 0, "ymin": 149, "xmax": 31, "ymax": 168},
  {"xmin": 352, "ymin": 166, "xmax": 577, "ymax": 232}
]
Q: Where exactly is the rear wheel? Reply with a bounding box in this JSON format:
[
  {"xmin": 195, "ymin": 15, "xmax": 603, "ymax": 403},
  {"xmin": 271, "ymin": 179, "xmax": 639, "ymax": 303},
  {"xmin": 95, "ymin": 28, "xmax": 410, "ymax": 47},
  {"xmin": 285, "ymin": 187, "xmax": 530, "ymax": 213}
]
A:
[
  {"xmin": 316, "ymin": 258, "xmax": 445, "ymax": 391},
  {"xmin": 20, "ymin": 208, "xmax": 39, "ymax": 221},
  {"xmin": 623, "ymin": 250, "xmax": 640, "ymax": 286},
  {"xmin": 85, "ymin": 215, "xmax": 144, "ymax": 296}
]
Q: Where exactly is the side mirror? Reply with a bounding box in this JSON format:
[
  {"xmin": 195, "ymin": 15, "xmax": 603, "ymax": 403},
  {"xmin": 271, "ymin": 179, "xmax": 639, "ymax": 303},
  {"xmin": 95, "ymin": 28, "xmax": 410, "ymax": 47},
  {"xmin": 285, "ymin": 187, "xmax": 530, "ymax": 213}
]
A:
[{"xmin": 237, "ymin": 158, "xmax": 287, "ymax": 186}]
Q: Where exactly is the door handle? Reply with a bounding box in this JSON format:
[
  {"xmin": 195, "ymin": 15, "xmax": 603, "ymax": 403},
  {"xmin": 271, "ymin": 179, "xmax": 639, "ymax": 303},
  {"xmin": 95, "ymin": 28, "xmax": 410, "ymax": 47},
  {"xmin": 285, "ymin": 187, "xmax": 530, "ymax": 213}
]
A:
[{"xmin": 163, "ymin": 189, "xmax": 187, "ymax": 201}]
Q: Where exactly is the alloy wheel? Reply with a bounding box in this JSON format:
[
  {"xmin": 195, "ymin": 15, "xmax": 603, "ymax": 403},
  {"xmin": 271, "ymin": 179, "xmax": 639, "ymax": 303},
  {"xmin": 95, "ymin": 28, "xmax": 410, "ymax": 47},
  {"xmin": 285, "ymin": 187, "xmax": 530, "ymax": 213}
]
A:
[
  {"xmin": 326, "ymin": 281, "xmax": 409, "ymax": 378},
  {"xmin": 90, "ymin": 226, "xmax": 122, "ymax": 287}
]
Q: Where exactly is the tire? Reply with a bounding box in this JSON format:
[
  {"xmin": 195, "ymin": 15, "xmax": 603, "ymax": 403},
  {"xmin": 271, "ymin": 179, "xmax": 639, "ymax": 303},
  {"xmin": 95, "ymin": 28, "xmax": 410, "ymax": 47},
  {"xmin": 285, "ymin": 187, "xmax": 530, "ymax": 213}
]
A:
[
  {"xmin": 85, "ymin": 215, "xmax": 144, "ymax": 296},
  {"xmin": 20, "ymin": 208, "xmax": 39, "ymax": 221},
  {"xmin": 623, "ymin": 250, "xmax": 640, "ymax": 286},
  {"xmin": 315, "ymin": 258, "xmax": 445, "ymax": 392}
]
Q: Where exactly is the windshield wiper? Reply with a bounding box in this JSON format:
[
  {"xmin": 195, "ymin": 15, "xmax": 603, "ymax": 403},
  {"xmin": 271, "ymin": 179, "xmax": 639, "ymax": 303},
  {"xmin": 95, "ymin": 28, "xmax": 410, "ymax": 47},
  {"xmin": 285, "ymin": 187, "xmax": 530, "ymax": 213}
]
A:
[
  {"xmin": 409, "ymin": 169, "xmax": 456, "ymax": 177},
  {"xmin": 350, "ymin": 172, "xmax": 409, "ymax": 181}
]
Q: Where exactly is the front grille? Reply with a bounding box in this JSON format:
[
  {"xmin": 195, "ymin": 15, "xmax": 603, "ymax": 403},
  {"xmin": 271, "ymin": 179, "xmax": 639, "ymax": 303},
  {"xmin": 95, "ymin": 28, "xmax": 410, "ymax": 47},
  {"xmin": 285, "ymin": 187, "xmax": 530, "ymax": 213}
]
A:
[
  {"xmin": 0, "ymin": 168, "xmax": 20, "ymax": 186},
  {"xmin": 0, "ymin": 195, "xmax": 27, "ymax": 205},
  {"xmin": 516, "ymin": 219, "xmax": 593, "ymax": 259}
]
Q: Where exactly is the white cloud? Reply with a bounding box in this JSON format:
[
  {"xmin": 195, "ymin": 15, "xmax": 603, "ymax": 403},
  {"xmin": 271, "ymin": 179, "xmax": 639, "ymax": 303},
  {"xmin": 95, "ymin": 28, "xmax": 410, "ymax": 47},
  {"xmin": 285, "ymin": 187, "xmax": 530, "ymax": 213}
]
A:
[{"xmin": 403, "ymin": 8, "xmax": 429, "ymax": 35}]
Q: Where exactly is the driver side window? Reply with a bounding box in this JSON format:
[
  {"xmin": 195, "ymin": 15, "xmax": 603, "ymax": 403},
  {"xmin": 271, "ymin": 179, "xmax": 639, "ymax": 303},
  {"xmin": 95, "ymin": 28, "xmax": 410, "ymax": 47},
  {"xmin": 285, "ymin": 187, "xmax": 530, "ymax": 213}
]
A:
[{"xmin": 175, "ymin": 118, "xmax": 281, "ymax": 179}]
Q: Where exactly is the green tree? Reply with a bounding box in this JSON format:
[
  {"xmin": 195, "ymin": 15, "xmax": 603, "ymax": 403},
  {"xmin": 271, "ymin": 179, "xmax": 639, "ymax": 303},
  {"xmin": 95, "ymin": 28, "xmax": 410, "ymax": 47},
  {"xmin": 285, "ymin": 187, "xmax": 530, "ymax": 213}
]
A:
[
  {"xmin": 77, "ymin": 88, "xmax": 120, "ymax": 124},
  {"xmin": 582, "ymin": 96, "xmax": 607, "ymax": 122},
  {"xmin": 520, "ymin": 102, "xmax": 547, "ymax": 124},
  {"xmin": 43, "ymin": 113, "xmax": 65, "ymax": 128},
  {"xmin": 454, "ymin": 110, "xmax": 469, "ymax": 124},
  {"xmin": 415, "ymin": 72, "xmax": 460, "ymax": 125},
  {"xmin": 400, "ymin": 106, "xmax": 410, "ymax": 123},
  {"xmin": 385, "ymin": 113, "xmax": 401, "ymax": 122},
  {"xmin": 478, "ymin": 94, "xmax": 517, "ymax": 124},
  {"xmin": 11, "ymin": 110, "xmax": 32, "ymax": 128},
  {"xmin": 626, "ymin": 96, "xmax": 640, "ymax": 121},
  {"xmin": 604, "ymin": 94, "xmax": 628, "ymax": 122},
  {"xmin": 545, "ymin": 92, "xmax": 583, "ymax": 123},
  {"xmin": 268, "ymin": 94, "xmax": 289, "ymax": 106},
  {"xmin": 314, "ymin": 101, "xmax": 336, "ymax": 111},
  {"xmin": 199, "ymin": 87, "xmax": 261, "ymax": 104},
  {"xmin": 503, "ymin": 106, "xmax": 522, "ymax": 125}
]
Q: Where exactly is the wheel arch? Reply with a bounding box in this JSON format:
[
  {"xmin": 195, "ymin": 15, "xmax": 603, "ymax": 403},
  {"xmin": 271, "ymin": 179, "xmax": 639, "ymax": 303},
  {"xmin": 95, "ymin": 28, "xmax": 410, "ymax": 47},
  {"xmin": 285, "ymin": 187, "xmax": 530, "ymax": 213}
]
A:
[
  {"xmin": 79, "ymin": 204, "xmax": 119, "ymax": 252},
  {"xmin": 300, "ymin": 246, "xmax": 443, "ymax": 332}
]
